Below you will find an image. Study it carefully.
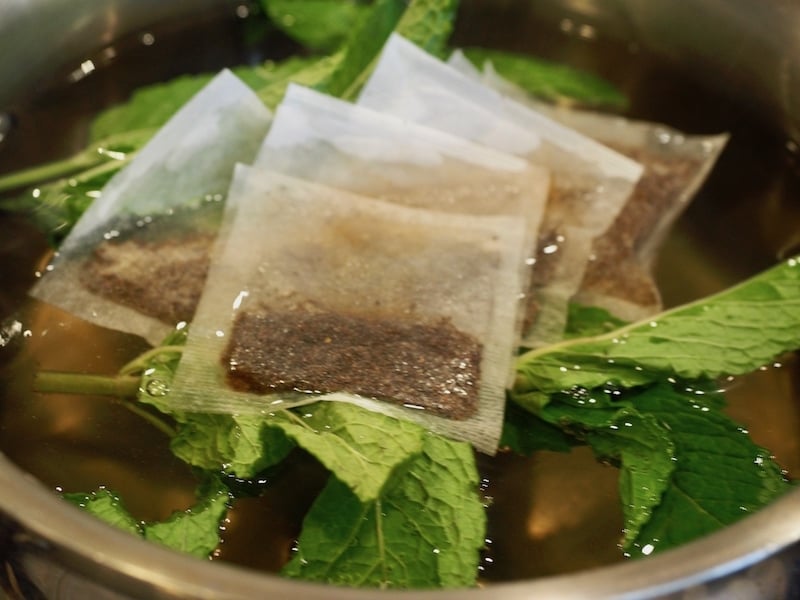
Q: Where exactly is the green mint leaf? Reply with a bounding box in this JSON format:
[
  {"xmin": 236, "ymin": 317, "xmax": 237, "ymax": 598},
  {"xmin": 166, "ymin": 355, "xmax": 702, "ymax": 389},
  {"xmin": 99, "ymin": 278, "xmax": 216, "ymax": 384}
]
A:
[
  {"xmin": 90, "ymin": 75, "xmax": 213, "ymax": 141},
  {"xmin": 255, "ymin": 0, "xmax": 410, "ymax": 106},
  {"xmin": 143, "ymin": 475, "xmax": 231, "ymax": 558},
  {"xmin": 462, "ymin": 47, "xmax": 627, "ymax": 109},
  {"xmin": 515, "ymin": 258, "xmax": 800, "ymax": 398},
  {"xmin": 565, "ymin": 303, "xmax": 629, "ymax": 339},
  {"xmin": 542, "ymin": 399, "xmax": 676, "ymax": 547},
  {"xmin": 170, "ymin": 413, "xmax": 295, "ymax": 477},
  {"xmin": 283, "ymin": 435, "xmax": 485, "ymax": 588},
  {"xmin": 268, "ymin": 403, "xmax": 426, "ymax": 502},
  {"xmin": 395, "ymin": 0, "xmax": 460, "ymax": 57},
  {"xmin": 135, "ymin": 330, "xmax": 295, "ymax": 477},
  {"xmin": 500, "ymin": 400, "xmax": 578, "ymax": 454},
  {"xmin": 63, "ymin": 488, "xmax": 143, "ymax": 536},
  {"xmin": 256, "ymin": 53, "xmax": 343, "ymax": 108},
  {"xmin": 324, "ymin": 0, "xmax": 408, "ymax": 99},
  {"xmin": 625, "ymin": 384, "xmax": 791, "ymax": 556},
  {"xmin": 0, "ymin": 136, "xmax": 148, "ymax": 244},
  {"xmin": 261, "ymin": 0, "xmax": 368, "ymax": 52},
  {"xmin": 65, "ymin": 478, "xmax": 232, "ymax": 559}
]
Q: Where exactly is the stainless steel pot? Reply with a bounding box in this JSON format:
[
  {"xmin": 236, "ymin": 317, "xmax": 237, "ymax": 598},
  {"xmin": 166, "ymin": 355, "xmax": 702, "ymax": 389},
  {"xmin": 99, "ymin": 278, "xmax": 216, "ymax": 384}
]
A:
[{"xmin": 1, "ymin": 1, "xmax": 799, "ymax": 598}]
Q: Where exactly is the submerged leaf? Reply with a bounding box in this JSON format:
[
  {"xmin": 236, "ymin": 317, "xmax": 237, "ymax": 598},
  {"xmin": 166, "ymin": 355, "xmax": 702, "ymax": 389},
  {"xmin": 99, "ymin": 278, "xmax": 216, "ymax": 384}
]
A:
[
  {"xmin": 63, "ymin": 489, "xmax": 143, "ymax": 536},
  {"xmin": 143, "ymin": 475, "xmax": 231, "ymax": 558},
  {"xmin": 283, "ymin": 435, "xmax": 485, "ymax": 588},
  {"xmin": 539, "ymin": 394, "xmax": 675, "ymax": 547},
  {"xmin": 565, "ymin": 303, "xmax": 628, "ymax": 339},
  {"xmin": 534, "ymin": 382, "xmax": 791, "ymax": 553},
  {"xmin": 170, "ymin": 413, "xmax": 295, "ymax": 478},
  {"xmin": 500, "ymin": 400, "xmax": 577, "ymax": 454},
  {"xmin": 626, "ymin": 384, "xmax": 791, "ymax": 555}
]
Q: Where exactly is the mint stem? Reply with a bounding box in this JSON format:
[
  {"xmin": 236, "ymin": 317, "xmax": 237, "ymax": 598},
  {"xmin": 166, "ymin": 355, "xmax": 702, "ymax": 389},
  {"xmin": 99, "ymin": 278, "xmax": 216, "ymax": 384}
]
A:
[
  {"xmin": 34, "ymin": 371, "xmax": 141, "ymax": 397},
  {"xmin": 0, "ymin": 153, "xmax": 103, "ymax": 194},
  {"xmin": 32, "ymin": 370, "xmax": 176, "ymax": 438}
]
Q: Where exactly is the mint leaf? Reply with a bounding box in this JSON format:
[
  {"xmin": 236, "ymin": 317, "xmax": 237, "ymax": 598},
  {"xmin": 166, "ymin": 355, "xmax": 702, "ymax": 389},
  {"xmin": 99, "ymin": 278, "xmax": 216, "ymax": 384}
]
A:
[
  {"xmin": 543, "ymin": 399, "xmax": 675, "ymax": 547},
  {"xmin": 462, "ymin": 47, "xmax": 627, "ymax": 109},
  {"xmin": 268, "ymin": 403, "xmax": 426, "ymax": 502},
  {"xmin": 515, "ymin": 258, "xmax": 800, "ymax": 397},
  {"xmin": 565, "ymin": 303, "xmax": 628, "ymax": 339},
  {"xmin": 90, "ymin": 75, "xmax": 213, "ymax": 141},
  {"xmin": 134, "ymin": 330, "xmax": 296, "ymax": 477},
  {"xmin": 90, "ymin": 59, "xmax": 320, "ymax": 138},
  {"xmin": 3, "ymin": 165, "xmax": 117, "ymax": 243},
  {"xmin": 256, "ymin": 53, "xmax": 343, "ymax": 108},
  {"xmin": 63, "ymin": 488, "xmax": 143, "ymax": 536},
  {"xmin": 262, "ymin": 0, "xmax": 368, "ymax": 52},
  {"xmin": 536, "ymin": 382, "xmax": 791, "ymax": 553},
  {"xmin": 143, "ymin": 475, "xmax": 231, "ymax": 558},
  {"xmin": 324, "ymin": 0, "xmax": 408, "ymax": 99},
  {"xmin": 395, "ymin": 0, "xmax": 459, "ymax": 57},
  {"xmin": 65, "ymin": 479, "xmax": 231, "ymax": 559},
  {"xmin": 170, "ymin": 413, "xmax": 295, "ymax": 477},
  {"xmin": 283, "ymin": 435, "xmax": 485, "ymax": 588},
  {"xmin": 500, "ymin": 400, "xmax": 577, "ymax": 454},
  {"xmin": 625, "ymin": 384, "xmax": 791, "ymax": 555}
]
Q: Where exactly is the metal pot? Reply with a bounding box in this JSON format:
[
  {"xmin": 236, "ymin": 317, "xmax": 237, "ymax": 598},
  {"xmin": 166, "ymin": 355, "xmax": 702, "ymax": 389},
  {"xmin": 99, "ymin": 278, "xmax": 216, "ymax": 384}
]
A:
[{"xmin": 0, "ymin": 1, "xmax": 798, "ymax": 598}]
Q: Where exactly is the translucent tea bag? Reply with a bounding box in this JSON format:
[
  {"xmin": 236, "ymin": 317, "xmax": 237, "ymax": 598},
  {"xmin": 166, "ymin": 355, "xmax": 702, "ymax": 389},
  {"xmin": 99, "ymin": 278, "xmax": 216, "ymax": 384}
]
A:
[
  {"xmin": 471, "ymin": 59, "xmax": 729, "ymax": 320},
  {"xmin": 166, "ymin": 167, "xmax": 530, "ymax": 454},
  {"xmin": 30, "ymin": 70, "xmax": 273, "ymax": 344},
  {"xmin": 256, "ymin": 84, "xmax": 549, "ymax": 332},
  {"xmin": 254, "ymin": 84, "xmax": 550, "ymax": 255},
  {"xmin": 358, "ymin": 34, "xmax": 644, "ymax": 345}
]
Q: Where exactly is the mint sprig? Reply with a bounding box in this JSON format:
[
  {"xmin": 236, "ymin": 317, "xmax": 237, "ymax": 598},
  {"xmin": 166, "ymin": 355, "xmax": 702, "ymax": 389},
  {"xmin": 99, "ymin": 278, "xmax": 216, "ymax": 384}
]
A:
[
  {"xmin": 514, "ymin": 257, "xmax": 800, "ymax": 404},
  {"xmin": 283, "ymin": 435, "xmax": 485, "ymax": 588}
]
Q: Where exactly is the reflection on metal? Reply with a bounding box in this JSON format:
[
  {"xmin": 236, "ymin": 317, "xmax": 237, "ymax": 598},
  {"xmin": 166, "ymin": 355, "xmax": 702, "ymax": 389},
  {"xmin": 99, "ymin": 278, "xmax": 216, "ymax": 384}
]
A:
[{"xmin": 0, "ymin": 0, "xmax": 238, "ymax": 107}]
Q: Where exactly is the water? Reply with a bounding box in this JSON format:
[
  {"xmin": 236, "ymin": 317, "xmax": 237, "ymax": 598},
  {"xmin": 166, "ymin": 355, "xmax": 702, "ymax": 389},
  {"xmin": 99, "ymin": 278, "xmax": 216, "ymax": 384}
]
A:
[{"xmin": 0, "ymin": 0, "xmax": 799, "ymax": 584}]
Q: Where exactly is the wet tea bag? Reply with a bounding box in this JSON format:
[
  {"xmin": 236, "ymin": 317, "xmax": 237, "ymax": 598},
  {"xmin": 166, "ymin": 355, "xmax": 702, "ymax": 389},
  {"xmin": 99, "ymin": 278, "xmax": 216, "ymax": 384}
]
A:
[
  {"xmin": 166, "ymin": 167, "xmax": 530, "ymax": 454},
  {"xmin": 469, "ymin": 58, "xmax": 729, "ymax": 320},
  {"xmin": 30, "ymin": 70, "xmax": 272, "ymax": 345},
  {"xmin": 358, "ymin": 34, "xmax": 644, "ymax": 345},
  {"xmin": 255, "ymin": 83, "xmax": 550, "ymax": 253}
]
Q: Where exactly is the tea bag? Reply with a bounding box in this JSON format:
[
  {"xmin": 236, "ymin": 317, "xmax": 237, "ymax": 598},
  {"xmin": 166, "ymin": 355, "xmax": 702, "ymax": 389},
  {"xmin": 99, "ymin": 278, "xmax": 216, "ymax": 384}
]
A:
[
  {"xmin": 255, "ymin": 83, "xmax": 550, "ymax": 254},
  {"xmin": 469, "ymin": 57, "xmax": 729, "ymax": 320},
  {"xmin": 358, "ymin": 34, "xmax": 644, "ymax": 345},
  {"xmin": 30, "ymin": 70, "xmax": 273, "ymax": 345},
  {"xmin": 166, "ymin": 167, "xmax": 530, "ymax": 454},
  {"xmin": 256, "ymin": 84, "xmax": 548, "ymax": 330}
]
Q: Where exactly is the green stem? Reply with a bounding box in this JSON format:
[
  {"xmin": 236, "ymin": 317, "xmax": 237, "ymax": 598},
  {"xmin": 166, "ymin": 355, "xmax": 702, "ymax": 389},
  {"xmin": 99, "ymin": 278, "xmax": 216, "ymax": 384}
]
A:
[
  {"xmin": 0, "ymin": 153, "xmax": 104, "ymax": 193},
  {"xmin": 119, "ymin": 345, "xmax": 185, "ymax": 376},
  {"xmin": 119, "ymin": 401, "xmax": 177, "ymax": 438},
  {"xmin": 33, "ymin": 370, "xmax": 176, "ymax": 438},
  {"xmin": 34, "ymin": 371, "xmax": 141, "ymax": 398},
  {"xmin": 0, "ymin": 129, "xmax": 153, "ymax": 194}
]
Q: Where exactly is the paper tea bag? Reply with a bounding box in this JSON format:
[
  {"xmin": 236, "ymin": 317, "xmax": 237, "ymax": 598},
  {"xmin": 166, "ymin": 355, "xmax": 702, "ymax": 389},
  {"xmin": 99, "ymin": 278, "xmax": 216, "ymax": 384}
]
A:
[
  {"xmin": 471, "ymin": 58, "xmax": 729, "ymax": 320},
  {"xmin": 358, "ymin": 34, "xmax": 644, "ymax": 346},
  {"xmin": 166, "ymin": 167, "xmax": 530, "ymax": 454},
  {"xmin": 30, "ymin": 70, "xmax": 272, "ymax": 345},
  {"xmin": 255, "ymin": 83, "xmax": 550, "ymax": 253}
]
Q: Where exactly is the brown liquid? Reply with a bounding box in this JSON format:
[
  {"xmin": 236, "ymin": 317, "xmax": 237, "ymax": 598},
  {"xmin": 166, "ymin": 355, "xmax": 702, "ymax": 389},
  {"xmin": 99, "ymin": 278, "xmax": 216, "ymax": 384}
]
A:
[{"xmin": 1, "ymin": 0, "xmax": 799, "ymax": 584}]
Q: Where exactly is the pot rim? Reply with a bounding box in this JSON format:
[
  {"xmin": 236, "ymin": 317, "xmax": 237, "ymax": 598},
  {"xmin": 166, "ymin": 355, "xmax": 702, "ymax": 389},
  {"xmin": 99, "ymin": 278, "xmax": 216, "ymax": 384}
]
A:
[
  {"xmin": 1, "ymin": 451, "xmax": 798, "ymax": 599},
  {"xmin": 1, "ymin": 1, "xmax": 799, "ymax": 598}
]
